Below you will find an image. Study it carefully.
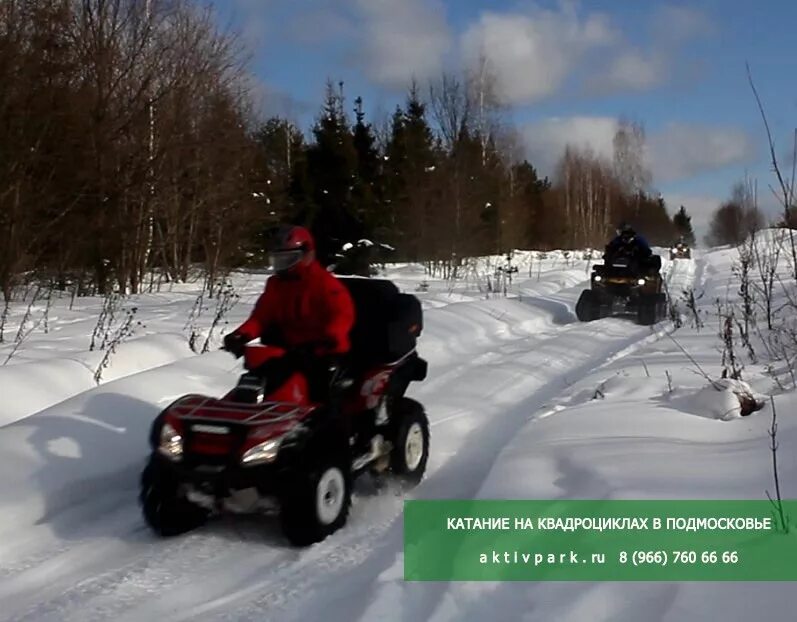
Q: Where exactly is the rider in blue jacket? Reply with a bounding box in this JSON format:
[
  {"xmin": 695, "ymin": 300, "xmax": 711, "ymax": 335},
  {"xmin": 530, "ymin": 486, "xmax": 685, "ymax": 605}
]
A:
[{"xmin": 604, "ymin": 223, "xmax": 652, "ymax": 266}]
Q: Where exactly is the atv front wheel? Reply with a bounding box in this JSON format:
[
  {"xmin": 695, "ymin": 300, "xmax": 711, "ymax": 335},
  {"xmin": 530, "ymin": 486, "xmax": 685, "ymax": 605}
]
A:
[
  {"xmin": 279, "ymin": 458, "xmax": 352, "ymax": 547},
  {"xmin": 576, "ymin": 290, "xmax": 603, "ymax": 322},
  {"xmin": 637, "ymin": 293, "xmax": 666, "ymax": 326},
  {"xmin": 389, "ymin": 398, "xmax": 430, "ymax": 487},
  {"xmin": 140, "ymin": 459, "xmax": 209, "ymax": 537}
]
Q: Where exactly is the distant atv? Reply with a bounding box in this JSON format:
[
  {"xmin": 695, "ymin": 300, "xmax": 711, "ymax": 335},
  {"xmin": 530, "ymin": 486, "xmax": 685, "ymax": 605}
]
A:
[
  {"xmin": 669, "ymin": 242, "xmax": 692, "ymax": 260},
  {"xmin": 140, "ymin": 277, "xmax": 430, "ymax": 547},
  {"xmin": 576, "ymin": 251, "xmax": 667, "ymax": 326}
]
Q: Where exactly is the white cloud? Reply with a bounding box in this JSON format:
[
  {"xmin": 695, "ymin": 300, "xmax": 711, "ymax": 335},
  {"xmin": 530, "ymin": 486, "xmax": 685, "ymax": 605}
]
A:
[
  {"xmin": 589, "ymin": 5, "xmax": 714, "ymax": 95},
  {"xmin": 232, "ymin": 1, "xmax": 450, "ymax": 90},
  {"xmin": 460, "ymin": 3, "xmax": 715, "ymax": 103},
  {"xmin": 249, "ymin": 81, "xmax": 313, "ymax": 120},
  {"xmin": 230, "ymin": 2, "xmax": 715, "ymax": 102},
  {"xmin": 288, "ymin": 7, "xmax": 355, "ymax": 45},
  {"xmin": 227, "ymin": 0, "xmax": 275, "ymax": 50},
  {"xmin": 598, "ymin": 51, "xmax": 669, "ymax": 92},
  {"xmin": 461, "ymin": 2, "xmax": 616, "ymax": 105},
  {"xmin": 522, "ymin": 117, "xmax": 757, "ymax": 184},
  {"xmin": 522, "ymin": 116, "xmax": 619, "ymax": 178},
  {"xmin": 351, "ymin": 0, "xmax": 452, "ymax": 89},
  {"xmin": 652, "ymin": 5, "xmax": 716, "ymax": 44},
  {"xmin": 649, "ymin": 124, "xmax": 757, "ymax": 183}
]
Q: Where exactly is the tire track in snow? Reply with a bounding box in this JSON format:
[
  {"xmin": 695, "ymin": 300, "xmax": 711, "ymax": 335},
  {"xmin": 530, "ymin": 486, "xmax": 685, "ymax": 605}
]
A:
[
  {"xmin": 664, "ymin": 256, "xmax": 697, "ymax": 300},
  {"xmin": 220, "ymin": 277, "xmax": 694, "ymax": 622},
  {"xmin": 131, "ymin": 319, "xmax": 676, "ymax": 622},
  {"xmin": 0, "ymin": 289, "xmax": 576, "ymax": 622},
  {"xmin": 0, "ymin": 280, "xmax": 686, "ymax": 622}
]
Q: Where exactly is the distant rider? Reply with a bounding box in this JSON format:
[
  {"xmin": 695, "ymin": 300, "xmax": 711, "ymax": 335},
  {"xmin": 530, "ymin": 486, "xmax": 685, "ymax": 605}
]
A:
[{"xmin": 222, "ymin": 225, "xmax": 355, "ymax": 402}]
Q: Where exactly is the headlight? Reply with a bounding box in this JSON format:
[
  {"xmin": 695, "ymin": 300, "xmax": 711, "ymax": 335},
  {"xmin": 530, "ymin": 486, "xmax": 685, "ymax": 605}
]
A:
[
  {"xmin": 637, "ymin": 278, "xmax": 646, "ymax": 286},
  {"xmin": 671, "ymin": 247, "xmax": 678, "ymax": 252},
  {"xmin": 158, "ymin": 422, "xmax": 183, "ymax": 461},
  {"xmin": 241, "ymin": 437, "xmax": 282, "ymax": 466},
  {"xmin": 594, "ymin": 275, "xmax": 602, "ymax": 282}
]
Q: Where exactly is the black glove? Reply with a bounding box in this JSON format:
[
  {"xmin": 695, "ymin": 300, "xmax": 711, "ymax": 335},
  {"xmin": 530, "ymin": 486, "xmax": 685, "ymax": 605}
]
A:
[{"xmin": 222, "ymin": 332, "xmax": 249, "ymax": 358}]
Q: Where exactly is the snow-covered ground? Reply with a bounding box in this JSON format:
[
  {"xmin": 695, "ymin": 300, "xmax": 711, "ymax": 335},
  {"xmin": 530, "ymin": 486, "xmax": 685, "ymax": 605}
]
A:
[{"xmin": 0, "ymin": 241, "xmax": 795, "ymax": 622}]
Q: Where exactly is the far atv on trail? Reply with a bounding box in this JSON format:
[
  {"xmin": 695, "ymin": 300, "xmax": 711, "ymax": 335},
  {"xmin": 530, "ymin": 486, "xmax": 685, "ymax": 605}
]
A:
[
  {"xmin": 576, "ymin": 250, "xmax": 667, "ymax": 326},
  {"xmin": 669, "ymin": 241, "xmax": 692, "ymax": 260}
]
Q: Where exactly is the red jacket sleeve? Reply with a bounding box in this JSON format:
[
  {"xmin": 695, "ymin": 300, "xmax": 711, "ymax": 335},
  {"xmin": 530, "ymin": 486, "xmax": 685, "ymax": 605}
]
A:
[
  {"xmin": 235, "ymin": 281, "xmax": 273, "ymax": 341},
  {"xmin": 317, "ymin": 273, "xmax": 355, "ymax": 355}
]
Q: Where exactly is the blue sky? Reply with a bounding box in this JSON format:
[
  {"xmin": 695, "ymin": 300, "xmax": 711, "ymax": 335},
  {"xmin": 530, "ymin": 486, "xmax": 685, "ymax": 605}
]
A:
[{"xmin": 215, "ymin": 0, "xmax": 797, "ymax": 239}]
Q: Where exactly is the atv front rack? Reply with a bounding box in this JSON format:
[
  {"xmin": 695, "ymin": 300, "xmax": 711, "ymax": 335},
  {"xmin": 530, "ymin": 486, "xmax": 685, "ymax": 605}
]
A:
[{"xmin": 167, "ymin": 394, "xmax": 315, "ymax": 426}]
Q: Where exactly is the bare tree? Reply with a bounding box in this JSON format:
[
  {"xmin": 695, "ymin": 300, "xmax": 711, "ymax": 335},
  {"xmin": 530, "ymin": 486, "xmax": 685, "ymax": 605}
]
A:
[
  {"xmin": 466, "ymin": 53, "xmax": 503, "ymax": 166},
  {"xmin": 613, "ymin": 116, "xmax": 652, "ymax": 204},
  {"xmin": 705, "ymin": 180, "xmax": 765, "ymax": 247},
  {"xmin": 0, "ymin": 0, "xmax": 260, "ymax": 301},
  {"xmin": 748, "ymin": 64, "xmax": 797, "ymax": 280},
  {"xmin": 428, "ymin": 72, "xmax": 470, "ymax": 151},
  {"xmin": 556, "ymin": 145, "xmax": 618, "ymax": 248}
]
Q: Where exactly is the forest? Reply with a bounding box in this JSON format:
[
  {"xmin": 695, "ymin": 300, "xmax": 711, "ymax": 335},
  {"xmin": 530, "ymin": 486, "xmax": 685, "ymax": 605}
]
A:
[{"xmin": 1, "ymin": 0, "xmax": 699, "ymax": 300}]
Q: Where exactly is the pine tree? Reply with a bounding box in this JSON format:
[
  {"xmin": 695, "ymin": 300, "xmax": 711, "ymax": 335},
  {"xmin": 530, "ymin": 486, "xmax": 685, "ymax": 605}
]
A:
[
  {"xmin": 510, "ymin": 161, "xmax": 551, "ymax": 249},
  {"xmin": 383, "ymin": 105, "xmax": 407, "ymax": 242},
  {"xmin": 384, "ymin": 85, "xmax": 439, "ymax": 261},
  {"xmin": 299, "ymin": 80, "xmax": 364, "ymax": 266},
  {"xmin": 451, "ymin": 127, "xmax": 501, "ymax": 256},
  {"xmin": 252, "ymin": 118, "xmax": 305, "ymax": 239},
  {"xmin": 673, "ymin": 205, "xmax": 696, "ymax": 245},
  {"xmin": 351, "ymin": 96, "xmax": 382, "ymax": 239}
]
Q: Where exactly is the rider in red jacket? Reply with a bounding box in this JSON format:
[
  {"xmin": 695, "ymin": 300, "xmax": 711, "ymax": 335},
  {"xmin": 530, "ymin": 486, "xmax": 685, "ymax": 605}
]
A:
[{"xmin": 223, "ymin": 225, "xmax": 356, "ymax": 400}]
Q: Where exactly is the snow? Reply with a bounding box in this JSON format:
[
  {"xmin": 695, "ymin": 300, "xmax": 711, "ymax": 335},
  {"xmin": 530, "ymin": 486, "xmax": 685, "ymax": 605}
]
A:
[
  {"xmin": 0, "ymin": 240, "xmax": 795, "ymax": 621},
  {"xmin": 673, "ymin": 378, "xmax": 766, "ymax": 421},
  {"xmin": 0, "ymin": 334, "xmax": 193, "ymax": 426}
]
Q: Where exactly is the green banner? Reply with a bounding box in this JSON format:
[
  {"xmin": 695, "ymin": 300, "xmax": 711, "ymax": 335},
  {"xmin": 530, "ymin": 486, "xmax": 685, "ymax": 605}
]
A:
[{"xmin": 403, "ymin": 500, "xmax": 797, "ymax": 581}]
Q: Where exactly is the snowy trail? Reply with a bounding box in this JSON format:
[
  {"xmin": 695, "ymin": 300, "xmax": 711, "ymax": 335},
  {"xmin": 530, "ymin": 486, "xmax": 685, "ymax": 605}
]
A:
[
  {"xmin": 0, "ymin": 271, "xmax": 682, "ymax": 622},
  {"xmin": 1, "ymin": 281, "xmax": 572, "ymax": 618},
  {"xmin": 235, "ymin": 321, "xmax": 675, "ymax": 622},
  {"xmin": 663, "ymin": 255, "xmax": 698, "ymax": 301},
  {"xmin": 4, "ymin": 241, "xmax": 795, "ymax": 622}
]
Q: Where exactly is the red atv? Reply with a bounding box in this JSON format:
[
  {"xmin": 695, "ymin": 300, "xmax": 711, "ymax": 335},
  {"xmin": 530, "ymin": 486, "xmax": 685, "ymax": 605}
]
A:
[{"xmin": 140, "ymin": 277, "xmax": 430, "ymax": 546}]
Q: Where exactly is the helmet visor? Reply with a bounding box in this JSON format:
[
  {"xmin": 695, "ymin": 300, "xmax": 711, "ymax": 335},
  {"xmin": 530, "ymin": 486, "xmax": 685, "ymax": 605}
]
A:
[{"xmin": 269, "ymin": 249, "xmax": 304, "ymax": 272}]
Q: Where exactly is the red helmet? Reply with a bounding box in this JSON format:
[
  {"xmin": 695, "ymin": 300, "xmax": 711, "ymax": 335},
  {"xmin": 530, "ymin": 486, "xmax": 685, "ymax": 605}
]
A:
[{"xmin": 268, "ymin": 225, "xmax": 315, "ymax": 274}]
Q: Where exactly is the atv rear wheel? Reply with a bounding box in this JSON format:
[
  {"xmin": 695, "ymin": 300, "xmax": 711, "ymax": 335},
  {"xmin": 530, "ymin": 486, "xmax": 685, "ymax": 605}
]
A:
[
  {"xmin": 140, "ymin": 459, "xmax": 209, "ymax": 537},
  {"xmin": 279, "ymin": 457, "xmax": 352, "ymax": 547},
  {"xmin": 388, "ymin": 398, "xmax": 430, "ymax": 487}
]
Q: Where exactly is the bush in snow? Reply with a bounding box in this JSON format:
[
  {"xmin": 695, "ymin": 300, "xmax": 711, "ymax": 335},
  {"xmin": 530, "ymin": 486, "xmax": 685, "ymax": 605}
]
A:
[
  {"xmin": 184, "ymin": 289, "xmax": 208, "ymax": 354},
  {"xmin": 201, "ymin": 279, "xmax": 240, "ymax": 354},
  {"xmin": 14, "ymin": 285, "xmax": 41, "ymax": 345},
  {"xmin": 93, "ymin": 307, "xmax": 141, "ymax": 383},
  {"xmin": 718, "ymin": 305, "xmax": 745, "ymax": 381},
  {"xmin": 90, "ymin": 292, "xmax": 122, "ymax": 352},
  {"xmin": 765, "ymin": 397, "xmax": 790, "ymax": 533},
  {"xmin": 682, "ymin": 287, "xmax": 704, "ymax": 330},
  {"xmin": 681, "ymin": 378, "xmax": 765, "ymax": 421}
]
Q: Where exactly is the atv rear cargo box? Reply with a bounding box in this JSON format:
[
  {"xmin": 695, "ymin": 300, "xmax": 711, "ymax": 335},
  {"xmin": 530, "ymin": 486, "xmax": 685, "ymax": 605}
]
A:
[{"xmin": 339, "ymin": 277, "xmax": 423, "ymax": 368}]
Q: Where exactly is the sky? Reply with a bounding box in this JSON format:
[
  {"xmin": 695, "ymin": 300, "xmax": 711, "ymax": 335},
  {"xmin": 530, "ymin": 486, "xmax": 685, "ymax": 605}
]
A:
[{"xmin": 213, "ymin": 0, "xmax": 797, "ymax": 241}]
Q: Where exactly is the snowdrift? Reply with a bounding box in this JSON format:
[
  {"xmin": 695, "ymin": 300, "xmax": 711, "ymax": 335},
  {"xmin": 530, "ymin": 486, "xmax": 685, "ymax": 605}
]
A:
[
  {"xmin": 1, "ymin": 240, "xmax": 796, "ymax": 622},
  {"xmin": 0, "ymin": 334, "xmax": 193, "ymax": 426}
]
